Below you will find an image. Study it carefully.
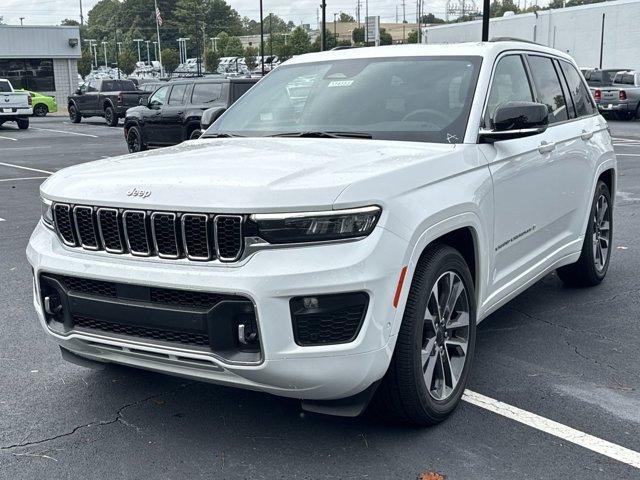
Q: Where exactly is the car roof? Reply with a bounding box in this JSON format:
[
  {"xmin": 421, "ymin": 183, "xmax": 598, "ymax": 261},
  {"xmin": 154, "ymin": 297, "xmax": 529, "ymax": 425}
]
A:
[
  {"xmin": 285, "ymin": 41, "xmax": 575, "ymax": 66},
  {"xmin": 168, "ymin": 77, "xmax": 259, "ymax": 85}
]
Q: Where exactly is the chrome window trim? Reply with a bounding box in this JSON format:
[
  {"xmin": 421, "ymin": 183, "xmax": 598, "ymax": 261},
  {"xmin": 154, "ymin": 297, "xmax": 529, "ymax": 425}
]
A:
[
  {"xmin": 214, "ymin": 214, "xmax": 244, "ymax": 262},
  {"xmin": 122, "ymin": 210, "xmax": 152, "ymax": 257},
  {"xmin": 181, "ymin": 213, "xmax": 212, "ymax": 261},
  {"xmin": 96, "ymin": 207, "xmax": 125, "ymax": 254},
  {"xmin": 52, "ymin": 203, "xmax": 77, "ymax": 247},
  {"xmin": 150, "ymin": 211, "xmax": 180, "ymax": 260},
  {"xmin": 72, "ymin": 205, "xmax": 101, "ymax": 251}
]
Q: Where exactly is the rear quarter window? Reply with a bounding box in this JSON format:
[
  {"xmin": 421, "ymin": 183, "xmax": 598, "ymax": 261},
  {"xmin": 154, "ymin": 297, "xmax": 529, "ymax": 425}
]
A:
[
  {"xmin": 191, "ymin": 83, "xmax": 223, "ymax": 104},
  {"xmin": 0, "ymin": 81, "xmax": 11, "ymax": 92}
]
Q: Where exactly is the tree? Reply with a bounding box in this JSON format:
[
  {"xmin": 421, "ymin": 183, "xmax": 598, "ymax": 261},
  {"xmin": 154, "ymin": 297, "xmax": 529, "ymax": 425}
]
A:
[
  {"xmin": 490, "ymin": 0, "xmax": 520, "ymax": 17},
  {"xmin": 338, "ymin": 12, "xmax": 355, "ymax": 22},
  {"xmin": 352, "ymin": 26, "xmax": 364, "ymax": 44},
  {"xmin": 421, "ymin": 13, "xmax": 445, "ymax": 24},
  {"xmin": 118, "ymin": 49, "xmax": 137, "ymax": 74},
  {"xmin": 380, "ymin": 28, "xmax": 393, "ymax": 46},
  {"xmin": 161, "ymin": 48, "xmax": 179, "ymax": 73},
  {"xmin": 244, "ymin": 46, "xmax": 259, "ymax": 70},
  {"xmin": 407, "ymin": 30, "xmax": 419, "ymax": 44},
  {"xmin": 288, "ymin": 27, "xmax": 311, "ymax": 55},
  {"xmin": 216, "ymin": 31, "xmax": 230, "ymax": 55},
  {"xmin": 225, "ymin": 37, "xmax": 244, "ymax": 56},
  {"xmin": 61, "ymin": 19, "xmax": 80, "ymax": 26},
  {"xmin": 204, "ymin": 48, "xmax": 220, "ymax": 72},
  {"xmin": 78, "ymin": 49, "xmax": 94, "ymax": 77},
  {"xmin": 311, "ymin": 29, "xmax": 338, "ymax": 51},
  {"xmin": 0, "ymin": 16, "xmax": 4, "ymax": 25}
]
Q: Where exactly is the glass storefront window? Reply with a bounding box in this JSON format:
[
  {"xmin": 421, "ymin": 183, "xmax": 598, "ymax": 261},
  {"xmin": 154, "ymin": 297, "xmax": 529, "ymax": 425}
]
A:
[{"xmin": 0, "ymin": 59, "xmax": 56, "ymax": 92}]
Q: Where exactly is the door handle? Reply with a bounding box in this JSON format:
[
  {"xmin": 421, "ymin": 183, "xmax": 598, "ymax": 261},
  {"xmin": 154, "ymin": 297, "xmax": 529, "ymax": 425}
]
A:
[
  {"xmin": 538, "ymin": 141, "xmax": 556, "ymax": 154},
  {"xmin": 581, "ymin": 130, "xmax": 594, "ymax": 141}
]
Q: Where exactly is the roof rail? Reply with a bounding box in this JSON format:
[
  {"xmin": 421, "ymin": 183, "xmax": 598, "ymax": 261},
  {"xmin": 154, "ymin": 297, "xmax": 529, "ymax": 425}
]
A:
[{"xmin": 489, "ymin": 37, "xmax": 541, "ymax": 45}]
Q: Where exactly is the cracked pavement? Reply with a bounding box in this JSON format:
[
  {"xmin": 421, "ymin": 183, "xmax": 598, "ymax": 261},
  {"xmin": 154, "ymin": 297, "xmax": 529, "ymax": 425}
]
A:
[{"xmin": 0, "ymin": 118, "xmax": 639, "ymax": 479}]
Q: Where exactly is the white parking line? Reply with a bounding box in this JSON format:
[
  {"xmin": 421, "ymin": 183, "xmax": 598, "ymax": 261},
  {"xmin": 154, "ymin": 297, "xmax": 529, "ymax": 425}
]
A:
[
  {"xmin": 0, "ymin": 176, "xmax": 49, "ymax": 182},
  {"xmin": 463, "ymin": 390, "xmax": 640, "ymax": 470},
  {"xmin": 0, "ymin": 162, "xmax": 53, "ymax": 175},
  {"xmin": 31, "ymin": 127, "xmax": 99, "ymax": 138},
  {"xmin": 0, "ymin": 135, "xmax": 17, "ymax": 142},
  {"xmin": 0, "ymin": 217, "xmax": 5, "ymax": 222}
]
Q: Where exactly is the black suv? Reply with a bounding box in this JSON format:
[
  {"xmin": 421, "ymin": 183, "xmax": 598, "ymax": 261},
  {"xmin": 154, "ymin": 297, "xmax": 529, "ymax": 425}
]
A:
[{"xmin": 124, "ymin": 77, "xmax": 258, "ymax": 152}]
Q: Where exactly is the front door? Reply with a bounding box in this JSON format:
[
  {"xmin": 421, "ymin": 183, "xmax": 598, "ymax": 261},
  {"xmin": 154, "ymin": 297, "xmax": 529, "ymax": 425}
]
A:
[
  {"xmin": 141, "ymin": 85, "xmax": 169, "ymax": 145},
  {"xmin": 480, "ymin": 53, "xmax": 576, "ymax": 305},
  {"xmin": 162, "ymin": 83, "xmax": 188, "ymax": 144}
]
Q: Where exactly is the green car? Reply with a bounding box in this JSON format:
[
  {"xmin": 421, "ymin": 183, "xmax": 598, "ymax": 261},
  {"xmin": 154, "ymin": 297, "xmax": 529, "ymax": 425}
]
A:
[{"xmin": 17, "ymin": 90, "xmax": 58, "ymax": 117}]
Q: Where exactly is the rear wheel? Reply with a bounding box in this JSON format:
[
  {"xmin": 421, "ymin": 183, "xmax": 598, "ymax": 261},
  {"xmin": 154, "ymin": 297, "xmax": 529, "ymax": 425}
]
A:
[
  {"xmin": 126, "ymin": 125, "xmax": 146, "ymax": 153},
  {"xmin": 16, "ymin": 118, "xmax": 29, "ymax": 130},
  {"xmin": 33, "ymin": 104, "xmax": 49, "ymax": 117},
  {"xmin": 374, "ymin": 244, "xmax": 476, "ymax": 426},
  {"xmin": 189, "ymin": 128, "xmax": 202, "ymax": 140},
  {"xmin": 104, "ymin": 106, "xmax": 118, "ymax": 127},
  {"xmin": 557, "ymin": 180, "xmax": 612, "ymax": 286},
  {"xmin": 635, "ymin": 104, "xmax": 640, "ymax": 120},
  {"xmin": 69, "ymin": 103, "xmax": 81, "ymax": 123}
]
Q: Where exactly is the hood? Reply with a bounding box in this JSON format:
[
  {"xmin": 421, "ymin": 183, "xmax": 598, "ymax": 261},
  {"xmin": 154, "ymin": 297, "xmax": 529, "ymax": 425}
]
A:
[{"xmin": 41, "ymin": 137, "xmax": 457, "ymax": 212}]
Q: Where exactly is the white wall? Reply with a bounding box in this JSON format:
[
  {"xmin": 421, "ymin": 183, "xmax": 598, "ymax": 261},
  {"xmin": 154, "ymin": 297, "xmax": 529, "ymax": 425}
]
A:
[
  {"xmin": 423, "ymin": 0, "xmax": 640, "ymax": 69},
  {"xmin": 50, "ymin": 59, "xmax": 79, "ymax": 108}
]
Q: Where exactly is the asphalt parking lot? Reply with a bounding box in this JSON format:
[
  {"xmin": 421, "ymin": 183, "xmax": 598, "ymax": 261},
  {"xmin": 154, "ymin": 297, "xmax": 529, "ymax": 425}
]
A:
[{"xmin": 1, "ymin": 116, "xmax": 640, "ymax": 479}]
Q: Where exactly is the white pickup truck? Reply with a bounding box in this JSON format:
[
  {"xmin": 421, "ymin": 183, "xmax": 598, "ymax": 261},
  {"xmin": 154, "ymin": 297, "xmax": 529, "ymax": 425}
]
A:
[
  {"xmin": 0, "ymin": 79, "xmax": 32, "ymax": 129},
  {"xmin": 28, "ymin": 41, "xmax": 615, "ymax": 426}
]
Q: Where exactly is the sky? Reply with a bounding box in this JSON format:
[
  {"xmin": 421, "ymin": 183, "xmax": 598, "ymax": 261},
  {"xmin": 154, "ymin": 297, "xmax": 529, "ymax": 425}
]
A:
[{"xmin": 0, "ymin": 0, "xmax": 457, "ymax": 28}]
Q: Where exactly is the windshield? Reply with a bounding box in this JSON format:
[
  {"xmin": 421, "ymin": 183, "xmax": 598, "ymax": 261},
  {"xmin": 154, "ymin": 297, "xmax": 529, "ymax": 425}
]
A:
[{"xmin": 204, "ymin": 56, "xmax": 481, "ymax": 144}]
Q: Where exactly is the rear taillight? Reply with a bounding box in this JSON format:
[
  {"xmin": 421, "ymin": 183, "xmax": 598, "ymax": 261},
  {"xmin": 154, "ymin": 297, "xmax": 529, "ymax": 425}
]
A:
[
  {"xmin": 117, "ymin": 92, "xmax": 123, "ymax": 104},
  {"xmin": 28, "ymin": 95, "xmax": 32, "ymax": 106},
  {"xmin": 619, "ymin": 90, "xmax": 627, "ymax": 101},
  {"xmin": 594, "ymin": 89, "xmax": 601, "ymax": 101}
]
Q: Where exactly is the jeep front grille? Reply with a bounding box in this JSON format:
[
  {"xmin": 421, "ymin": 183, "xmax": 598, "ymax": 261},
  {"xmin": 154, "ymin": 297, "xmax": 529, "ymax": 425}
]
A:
[{"xmin": 52, "ymin": 203, "xmax": 245, "ymax": 263}]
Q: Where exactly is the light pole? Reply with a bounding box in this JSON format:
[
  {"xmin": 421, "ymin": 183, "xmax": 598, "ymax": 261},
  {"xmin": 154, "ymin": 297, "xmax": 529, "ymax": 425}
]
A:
[
  {"xmin": 210, "ymin": 37, "xmax": 218, "ymax": 52},
  {"xmin": 259, "ymin": 0, "xmax": 265, "ymax": 76},
  {"xmin": 101, "ymin": 41, "xmax": 108, "ymax": 67},
  {"xmin": 153, "ymin": 41, "xmax": 157, "ymax": 61},
  {"xmin": 133, "ymin": 38, "xmax": 144, "ymax": 63},
  {"xmin": 84, "ymin": 39, "xmax": 96, "ymax": 69},
  {"xmin": 145, "ymin": 40, "xmax": 151, "ymax": 64},
  {"xmin": 19, "ymin": 17, "xmax": 24, "ymax": 26},
  {"xmin": 116, "ymin": 41, "xmax": 122, "ymax": 55},
  {"xmin": 334, "ymin": 13, "xmax": 338, "ymax": 45}
]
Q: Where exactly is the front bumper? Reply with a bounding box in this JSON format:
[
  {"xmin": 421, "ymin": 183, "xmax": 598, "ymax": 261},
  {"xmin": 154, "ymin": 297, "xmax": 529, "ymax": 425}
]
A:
[{"xmin": 27, "ymin": 221, "xmax": 407, "ymax": 400}]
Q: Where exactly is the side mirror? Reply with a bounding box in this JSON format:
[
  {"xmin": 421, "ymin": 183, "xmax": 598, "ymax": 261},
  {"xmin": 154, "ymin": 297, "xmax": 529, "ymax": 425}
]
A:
[
  {"xmin": 200, "ymin": 107, "xmax": 227, "ymax": 131},
  {"xmin": 479, "ymin": 101, "xmax": 549, "ymax": 143},
  {"xmin": 75, "ymin": 88, "xmax": 83, "ymax": 95},
  {"xmin": 139, "ymin": 97, "xmax": 144, "ymax": 106}
]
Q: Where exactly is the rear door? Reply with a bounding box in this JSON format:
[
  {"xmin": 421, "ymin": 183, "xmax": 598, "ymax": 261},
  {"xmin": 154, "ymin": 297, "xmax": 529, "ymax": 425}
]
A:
[{"xmin": 481, "ymin": 53, "xmax": 575, "ymax": 301}]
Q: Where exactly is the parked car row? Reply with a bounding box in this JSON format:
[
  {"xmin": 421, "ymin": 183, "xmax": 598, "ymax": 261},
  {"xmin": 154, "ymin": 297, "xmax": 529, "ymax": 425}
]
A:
[{"xmin": 582, "ymin": 67, "xmax": 640, "ymax": 120}]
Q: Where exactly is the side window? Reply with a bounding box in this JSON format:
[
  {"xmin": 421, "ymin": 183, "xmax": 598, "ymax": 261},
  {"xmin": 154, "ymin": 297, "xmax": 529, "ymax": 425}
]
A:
[
  {"xmin": 191, "ymin": 83, "xmax": 223, "ymax": 104},
  {"xmin": 559, "ymin": 61, "xmax": 596, "ymax": 117},
  {"xmin": 486, "ymin": 55, "xmax": 533, "ymax": 125},
  {"xmin": 86, "ymin": 81, "xmax": 97, "ymax": 93},
  {"xmin": 148, "ymin": 85, "xmax": 169, "ymax": 108},
  {"xmin": 231, "ymin": 83, "xmax": 253, "ymax": 102},
  {"xmin": 168, "ymin": 84, "xmax": 187, "ymax": 105},
  {"xmin": 527, "ymin": 55, "xmax": 568, "ymax": 124}
]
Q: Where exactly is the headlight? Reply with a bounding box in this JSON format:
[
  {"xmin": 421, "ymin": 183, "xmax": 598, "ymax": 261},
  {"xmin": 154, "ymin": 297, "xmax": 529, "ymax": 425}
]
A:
[
  {"xmin": 250, "ymin": 206, "xmax": 381, "ymax": 244},
  {"xmin": 41, "ymin": 198, "xmax": 54, "ymax": 229}
]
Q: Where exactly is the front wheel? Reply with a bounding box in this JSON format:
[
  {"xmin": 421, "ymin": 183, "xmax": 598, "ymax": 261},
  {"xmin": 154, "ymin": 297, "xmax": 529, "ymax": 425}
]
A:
[
  {"xmin": 126, "ymin": 125, "xmax": 146, "ymax": 153},
  {"xmin": 104, "ymin": 106, "xmax": 118, "ymax": 127},
  {"xmin": 69, "ymin": 104, "xmax": 81, "ymax": 123},
  {"xmin": 16, "ymin": 118, "xmax": 29, "ymax": 130},
  {"xmin": 373, "ymin": 244, "xmax": 476, "ymax": 426},
  {"xmin": 189, "ymin": 129, "xmax": 202, "ymax": 140},
  {"xmin": 33, "ymin": 104, "xmax": 49, "ymax": 117},
  {"xmin": 557, "ymin": 180, "xmax": 612, "ymax": 286}
]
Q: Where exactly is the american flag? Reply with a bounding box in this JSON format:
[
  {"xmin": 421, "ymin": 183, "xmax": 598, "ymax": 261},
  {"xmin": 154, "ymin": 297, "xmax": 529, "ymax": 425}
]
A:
[{"xmin": 155, "ymin": 6, "xmax": 163, "ymax": 26}]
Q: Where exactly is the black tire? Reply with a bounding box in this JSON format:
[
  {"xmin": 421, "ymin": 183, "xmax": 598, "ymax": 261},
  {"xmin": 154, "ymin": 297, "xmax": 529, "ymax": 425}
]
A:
[
  {"xmin": 16, "ymin": 118, "xmax": 29, "ymax": 130},
  {"xmin": 557, "ymin": 180, "xmax": 612, "ymax": 287},
  {"xmin": 373, "ymin": 244, "xmax": 476, "ymax": 426},
  {"xmin": 126, "ymin": 125, "xmax": 146, "ymax": 153},
  {"xmin": 104, "ymin": 105, "xmax": 118, "ymax": 127},
  {"xmin": 635, "ymin": 104, "xmax": 640, "ymax": 121},
  {"xmin": 189, "ymin": 128, "xmax": 202, "ymax": 140},
  {"xmin": 33, "ymin": 104, "xmax": 49, "ymax": 117},
  {"xmin": 68, "ymin": 103, "xmax": 81, "ymax": 123}
]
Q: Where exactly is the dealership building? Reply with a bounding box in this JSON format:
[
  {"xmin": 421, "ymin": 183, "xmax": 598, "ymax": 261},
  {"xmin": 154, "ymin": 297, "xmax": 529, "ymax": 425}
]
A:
[
  {"xmin": 423, "ymin": 0, "xmax": 640, "ymax": 68},
  {"xmin": 0, "ymin": 25, "xmax": 81, "ymax": 108}
]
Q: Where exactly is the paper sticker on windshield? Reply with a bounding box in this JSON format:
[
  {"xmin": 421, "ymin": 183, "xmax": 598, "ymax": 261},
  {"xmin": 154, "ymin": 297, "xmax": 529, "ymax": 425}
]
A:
[{"xmin": 328, "ymin": 80, "xmax": 354, "ymax": 88}]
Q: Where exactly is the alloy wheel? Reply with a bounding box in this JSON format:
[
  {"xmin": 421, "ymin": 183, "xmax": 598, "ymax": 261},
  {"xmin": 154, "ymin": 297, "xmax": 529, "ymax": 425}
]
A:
[
  {"xmin": 127, "ymin": 129, "xmax": 140, "ymax": 152},
  {"xmin": 593, "ymin": 194, "xmax": 611, "ymax": 272},
  {"xmin": 422, "ymin": 271, "xmax": 470, "ymax": 401}
]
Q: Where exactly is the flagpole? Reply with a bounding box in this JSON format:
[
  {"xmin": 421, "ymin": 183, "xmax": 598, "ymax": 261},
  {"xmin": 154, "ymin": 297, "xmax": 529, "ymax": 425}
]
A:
[{"xmin": 154, "ymin": 0, "xmax": 163, "ymax": 77}]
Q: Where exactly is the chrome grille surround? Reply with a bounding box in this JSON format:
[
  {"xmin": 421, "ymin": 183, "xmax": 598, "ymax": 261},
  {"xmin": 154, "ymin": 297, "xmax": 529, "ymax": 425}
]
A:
[{"xmin": 52, "ymin": 203, "xmax": 245, "ymax": 263}]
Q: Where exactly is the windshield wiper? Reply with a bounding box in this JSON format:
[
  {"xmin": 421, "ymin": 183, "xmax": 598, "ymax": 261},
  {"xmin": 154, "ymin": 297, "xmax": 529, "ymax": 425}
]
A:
[{"xmin": 269, "ymin": 131, "xmax": 372, "ymax": 139}]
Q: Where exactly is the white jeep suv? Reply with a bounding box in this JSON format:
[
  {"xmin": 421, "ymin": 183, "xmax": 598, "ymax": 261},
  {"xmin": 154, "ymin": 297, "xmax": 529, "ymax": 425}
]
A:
[{"xmin": 28, "ymin": 41, "xmax": 615, "ymax": 425}]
